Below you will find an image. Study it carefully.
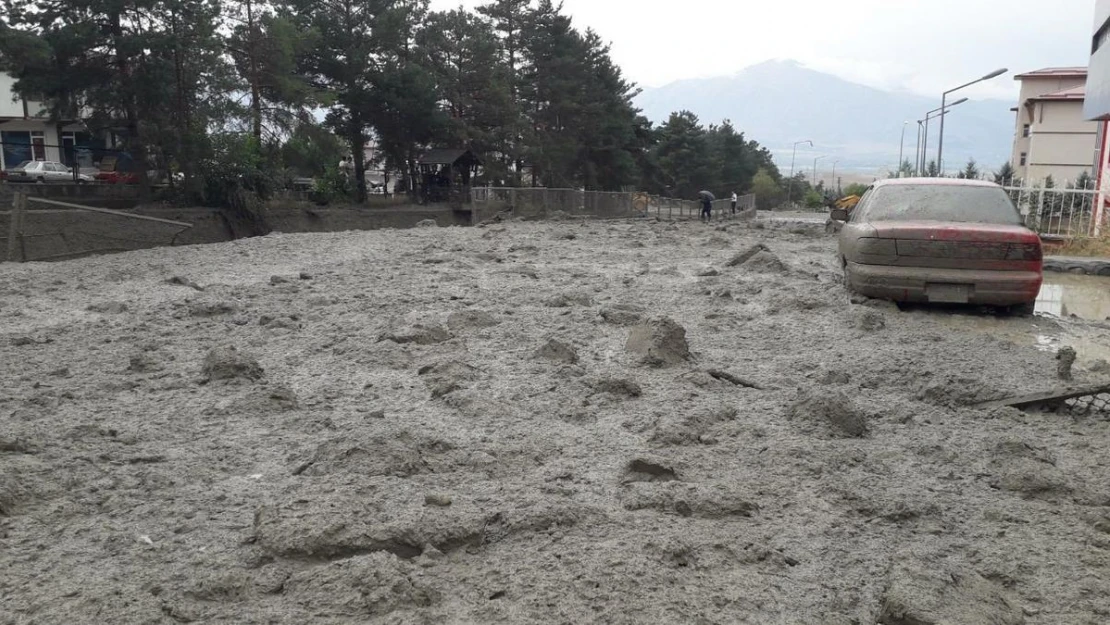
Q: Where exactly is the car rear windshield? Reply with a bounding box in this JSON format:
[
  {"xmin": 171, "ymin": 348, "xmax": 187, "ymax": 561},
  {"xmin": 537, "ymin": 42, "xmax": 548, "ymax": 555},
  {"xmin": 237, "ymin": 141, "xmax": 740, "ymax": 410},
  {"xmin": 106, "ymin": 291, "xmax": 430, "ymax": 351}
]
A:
[
  {"xmin": 13, "ymin": 161, "xmax": 33, "ymax": 170},
  {"xmin": 863, "ymin": 184, "xmax": 1022, "ymax": 225}
]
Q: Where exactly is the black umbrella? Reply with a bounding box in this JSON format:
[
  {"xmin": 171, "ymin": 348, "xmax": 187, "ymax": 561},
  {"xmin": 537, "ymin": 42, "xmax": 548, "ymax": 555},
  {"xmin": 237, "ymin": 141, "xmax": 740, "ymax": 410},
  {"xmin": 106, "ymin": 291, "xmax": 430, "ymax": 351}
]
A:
[{"xmin": 698, "ymin": 190, "xmax": 715, "ymax": 201}]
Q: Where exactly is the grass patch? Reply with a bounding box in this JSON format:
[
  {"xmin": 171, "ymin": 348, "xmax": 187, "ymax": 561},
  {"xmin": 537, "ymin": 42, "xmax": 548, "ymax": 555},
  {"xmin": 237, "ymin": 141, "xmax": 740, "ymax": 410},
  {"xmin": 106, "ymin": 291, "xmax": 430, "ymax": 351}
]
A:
[{"xmin": 1055, "ymin": 234, "xmax": 1110, "ymax": 258}]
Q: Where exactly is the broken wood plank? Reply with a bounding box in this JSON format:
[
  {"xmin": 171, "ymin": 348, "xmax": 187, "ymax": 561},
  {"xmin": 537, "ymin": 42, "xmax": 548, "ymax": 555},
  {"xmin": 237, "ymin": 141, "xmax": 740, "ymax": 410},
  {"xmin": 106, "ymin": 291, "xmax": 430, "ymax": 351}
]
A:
[
  {"xmin": 707, "ymin": 369, "xmax": 764, "ymax": 390},
  {"xmin": 974, "ymin": 383, "xmax": 1110, "ymax": 411}
]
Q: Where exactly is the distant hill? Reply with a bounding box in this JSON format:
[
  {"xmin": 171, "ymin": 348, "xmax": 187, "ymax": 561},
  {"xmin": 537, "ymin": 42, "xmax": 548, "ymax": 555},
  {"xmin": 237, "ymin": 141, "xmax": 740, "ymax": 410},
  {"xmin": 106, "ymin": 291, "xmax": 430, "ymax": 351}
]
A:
[{"xmin": 634, "ymin": 60, "xmax": 1014, "ymax": 176}]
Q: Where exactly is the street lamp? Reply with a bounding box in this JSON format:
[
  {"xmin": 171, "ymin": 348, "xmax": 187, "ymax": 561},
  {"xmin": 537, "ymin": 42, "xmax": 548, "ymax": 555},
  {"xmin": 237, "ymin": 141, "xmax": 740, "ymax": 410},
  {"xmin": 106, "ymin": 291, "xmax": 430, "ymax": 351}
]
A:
[
  {"xmin": 898, "ymin": 121, "xmax": 909, "ymax": 177},
  {"xmin": 919, "ymin": 98, "xmax": 968, "ymax": 175},
  {"xmin": 786, "ymin": 139, "xmax": 813, "ymax": 207},
  {"xmin": 831, "ymin": 159, "xmax": 840, "ymax": 190},
  {"xmin": 937, "ymin": 68, "xmax": 1007, "ymax": 173},
  {"xmin": 812, "ymin": 155, "xmax": 827, "ymax": 188}
]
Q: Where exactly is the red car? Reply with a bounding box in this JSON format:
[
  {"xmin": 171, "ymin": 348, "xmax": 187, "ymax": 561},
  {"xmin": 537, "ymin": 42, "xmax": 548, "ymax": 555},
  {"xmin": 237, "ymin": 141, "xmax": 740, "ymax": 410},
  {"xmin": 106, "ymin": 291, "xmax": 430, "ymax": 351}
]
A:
[{"xmin": 832, "ymin": 178, "xmax": 1043, "ymax": 314}]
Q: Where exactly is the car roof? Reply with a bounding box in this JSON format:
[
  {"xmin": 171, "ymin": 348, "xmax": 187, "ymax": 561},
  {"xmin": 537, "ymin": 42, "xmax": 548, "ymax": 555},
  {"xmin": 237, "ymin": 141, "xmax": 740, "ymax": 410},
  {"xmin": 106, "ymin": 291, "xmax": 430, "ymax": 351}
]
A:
[{"xmin": 871, "ymin": 177, "xmax": 1001, "ymax": 189}]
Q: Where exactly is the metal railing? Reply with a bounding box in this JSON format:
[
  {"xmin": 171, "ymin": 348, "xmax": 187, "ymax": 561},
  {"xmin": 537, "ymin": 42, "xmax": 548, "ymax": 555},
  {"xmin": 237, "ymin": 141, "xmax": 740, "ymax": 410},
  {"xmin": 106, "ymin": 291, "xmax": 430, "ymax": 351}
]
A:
[
  {"xmin": 470, "ymin": 187, "xmax": 757, "ymax": 221},
  {"xmin": 1000, "ymin": 177, "xmax": 1105, "ymax": 239}
]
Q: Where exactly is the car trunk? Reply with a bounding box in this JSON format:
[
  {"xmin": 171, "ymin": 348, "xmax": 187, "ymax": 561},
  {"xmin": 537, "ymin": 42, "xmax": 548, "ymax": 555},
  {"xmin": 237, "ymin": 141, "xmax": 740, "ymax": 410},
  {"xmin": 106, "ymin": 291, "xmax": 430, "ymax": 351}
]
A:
[{"xmin": 860, "ymin": 220, "xmax": 1042, "ymax": 272}]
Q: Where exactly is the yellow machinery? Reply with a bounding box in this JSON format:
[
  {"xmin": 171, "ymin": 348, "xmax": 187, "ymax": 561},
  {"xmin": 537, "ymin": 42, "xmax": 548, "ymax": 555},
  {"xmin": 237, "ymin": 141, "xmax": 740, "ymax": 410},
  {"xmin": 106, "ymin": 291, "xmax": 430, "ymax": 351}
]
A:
[{"xmin": 834, "ymin": 195, "xmax": 861, "ymax": 212}]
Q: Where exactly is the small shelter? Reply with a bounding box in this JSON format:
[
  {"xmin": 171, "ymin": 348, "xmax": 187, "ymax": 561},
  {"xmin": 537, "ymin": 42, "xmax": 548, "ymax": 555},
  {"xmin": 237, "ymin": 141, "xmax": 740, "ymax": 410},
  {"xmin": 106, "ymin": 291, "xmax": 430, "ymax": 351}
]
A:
[{"xmin": 418, "ymin": 148, "xmax": 482, "ymax": 205}]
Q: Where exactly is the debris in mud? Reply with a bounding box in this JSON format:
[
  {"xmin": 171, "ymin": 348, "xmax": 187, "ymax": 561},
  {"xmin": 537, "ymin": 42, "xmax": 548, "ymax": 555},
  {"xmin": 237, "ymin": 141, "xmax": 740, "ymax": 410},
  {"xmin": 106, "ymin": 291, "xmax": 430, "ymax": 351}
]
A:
[
  {"xmin": 600, "ymin": 304, "xmax": 644, "ymax": 326},
  {"xmin": 819, "ymin": 370, "xmax": 851, "ymax": 385},
  {"xmin": 878, "ymin": 556, "xmax": 1025, "ymax": 625},
  {"xmin": 706, "ymin": 369, "xmax": 763, "ymax": 389},
  {"xmin": 129, "ymin": 350, "xmax": 164, "ymax": 373},
  {"xmin": 425, "ymin": 493, "xmax": 453, "ymax": 507},
  {"xmin": 259, "ymin": 314, "xmax": 301, "ymax": 330},
  {"xmin": 188, "ymin": 300, "xmax": 238, "ymax": 317},
  {"xmin": 622, "ymin": 483, "xmax": 758, "ymax": 519},
  {"xmin": 299, "ymin": 272, "xmax": 313, "ymax": 280},
  {"xmin": 269, "ymin": 275, "xmax": 290, "ymax": 285},
  {"xmin": 626, "ymin": 317, "xmax": 690, "ymax": 367},
  {"xmin": 418, "ymin": 360, "xmax": 481, "ymax": 398},
  {"xmin": 788, "ymin": 389, "xmax": 869, "ymax": 438},
  {"xmin": 624, "ymin": 458, "xmax": 678, "ymax": 483},
  {"xmin": 1057, "ymin": 346, "xmax": 1077, "ymax": 381},
  {"xmin": 742, "ymin": 250, "xmax": 789, "ymax": 273},
  {"xmin": 87, "ymin": 301, "xmax": 128, "ymax": 314},
  {"xmin": 854, "ymin": 308, "xmax": 886, "ymax": 331},
  {"xmin": 987, "ymin": 439, "xmax": 1072, "ymax": 500},
  {"xmin": 416, "ymin": 219, "xmax": 438, "ymax": 228},
  {"xmin": 650, "ymin": 405, "xmax": 738, "ymax": 446},
  {"xmin": 1089, "ymin": 359, "xmax": 1110, "ymax": 373},
  {"xmin": 725, "ymin": 243, "xmax": 769, "ymax": 267},
  {"xmin": 695, "ymin": 267, "xmax": 719, "ymax": 277},
  {"xmin": 533, "ymin": 339, "xmax": 579, "ymax": 364},
  {"xmin": 589, "ymin": 377, "xmax": 643, "ymax": 398},
  {"xmin": 382, "ymin": 324, "xmax": 452, "ymax": 345},
  {"xmin": 545, "ymin": 292, "xmax": 592, "ymax": 308},
  {"xmin": 446, "ymin": 310, "xmax": 500, "ymax": 334},
  {"xmin": 166, "ymin": 275, "xmax": 203, "ymax": 291},
  {"xmin": 202, "ymin": 347, "xmax": 264, "ymax": 382}
]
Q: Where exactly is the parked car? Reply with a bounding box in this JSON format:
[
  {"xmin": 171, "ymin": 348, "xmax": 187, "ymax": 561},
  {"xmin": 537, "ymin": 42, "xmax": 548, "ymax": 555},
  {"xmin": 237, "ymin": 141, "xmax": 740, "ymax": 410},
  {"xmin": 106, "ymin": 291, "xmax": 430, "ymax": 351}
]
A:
[
  {"xmin": 4, "ymin": 160, "xmax": 94, "ymax": 183},
  {"xmin": 831, "ymin": 178, "xmax": 1043, "ymax": 314}
]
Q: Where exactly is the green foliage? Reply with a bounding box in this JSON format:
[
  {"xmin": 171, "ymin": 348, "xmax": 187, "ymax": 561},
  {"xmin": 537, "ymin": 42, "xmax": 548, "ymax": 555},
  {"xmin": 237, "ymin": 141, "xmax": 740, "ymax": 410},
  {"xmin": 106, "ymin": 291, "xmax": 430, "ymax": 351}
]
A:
[
  {"xmin": 956, "ymin": 158, "xmax": 980, "ymax": 180},
  {"xmin": 751, "ymin": 168, "xmax": 783, "ymax": 210},
  {"xmin": 803, "ymin": 189, "xmax": 825, "ymax": 209},
  {"xmin": 843, "ymin": 182, "xmax": 869, "ymax": 197},
  {"xmin": 993, "ymin": 162, "xmax": 1017, "ymax": 185},
  {"xmin": 924, "ymin": 159, "xmax": 941, "ymax": 178},
  {"xmin": 0, "ymin": 0, "xmax": 782, "ymax": 208},
  {"xmin": 887, "ymin": 158, "xmax": 913, "ymax": 179}
]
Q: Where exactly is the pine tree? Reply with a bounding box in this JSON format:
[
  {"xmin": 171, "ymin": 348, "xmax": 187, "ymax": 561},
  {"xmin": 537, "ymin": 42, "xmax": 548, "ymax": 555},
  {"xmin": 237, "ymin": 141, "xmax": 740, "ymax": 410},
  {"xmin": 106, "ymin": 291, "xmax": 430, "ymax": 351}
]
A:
[
  {"xmin": 956, "ymin": 158, "xmax": 980, "ymax": 180},
  {"xmin": 993, "ymin": 161, "xmax": 1016, "ymax": 186}
]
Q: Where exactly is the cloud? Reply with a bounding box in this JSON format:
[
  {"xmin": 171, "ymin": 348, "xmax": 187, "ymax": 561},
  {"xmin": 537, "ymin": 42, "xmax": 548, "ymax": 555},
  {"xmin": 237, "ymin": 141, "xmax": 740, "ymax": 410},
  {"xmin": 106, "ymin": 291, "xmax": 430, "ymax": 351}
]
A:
[{"xmin": 429, "ymin": 0, "xmax": 1093, "ymax": 98}]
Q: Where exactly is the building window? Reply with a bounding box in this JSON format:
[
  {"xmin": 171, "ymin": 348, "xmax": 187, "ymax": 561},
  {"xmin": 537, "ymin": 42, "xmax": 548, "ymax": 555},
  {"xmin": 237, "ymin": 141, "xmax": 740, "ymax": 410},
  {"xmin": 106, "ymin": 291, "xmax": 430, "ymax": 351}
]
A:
[
  {"xmin": 1020, "ymin": 152, "xmax": 1028, "ymax": 166},
  {"xmin": 1022, "ymin": 124, "xmax": 1030, "ymax": 138},
  {"xmin": 31, "ymin": 131, "xmax": 45, "ymax": 161}
]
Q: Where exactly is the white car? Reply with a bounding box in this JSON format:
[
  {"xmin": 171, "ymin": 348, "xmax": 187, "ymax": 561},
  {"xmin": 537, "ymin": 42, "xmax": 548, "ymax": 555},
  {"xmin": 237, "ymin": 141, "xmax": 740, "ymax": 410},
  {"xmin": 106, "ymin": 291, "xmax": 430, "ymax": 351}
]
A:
[{"xmin": 4, "ymin": 160, "xmax": 94, "ymax": 183}]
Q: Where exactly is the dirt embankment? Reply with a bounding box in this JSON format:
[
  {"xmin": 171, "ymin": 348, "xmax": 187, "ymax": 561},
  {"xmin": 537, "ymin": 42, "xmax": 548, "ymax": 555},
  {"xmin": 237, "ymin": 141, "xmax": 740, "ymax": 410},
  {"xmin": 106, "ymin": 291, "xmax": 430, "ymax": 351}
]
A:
[{"xmin": 1, "ymin": 219, "xmax": 1108, "ymax": 624}]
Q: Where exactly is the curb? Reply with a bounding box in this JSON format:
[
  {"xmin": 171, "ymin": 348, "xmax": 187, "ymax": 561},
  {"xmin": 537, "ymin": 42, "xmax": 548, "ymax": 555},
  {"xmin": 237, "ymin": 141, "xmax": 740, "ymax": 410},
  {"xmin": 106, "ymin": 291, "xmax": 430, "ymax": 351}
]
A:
[{"xmin": 1043, "ymin": 256, "xmax": 1110, "ymax": 276}]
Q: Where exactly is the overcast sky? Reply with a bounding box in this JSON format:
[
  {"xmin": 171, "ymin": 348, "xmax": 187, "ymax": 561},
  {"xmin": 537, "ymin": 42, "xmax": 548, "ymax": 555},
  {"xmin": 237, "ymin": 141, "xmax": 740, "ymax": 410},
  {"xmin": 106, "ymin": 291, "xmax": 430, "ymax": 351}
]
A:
[{"xmin": 429, "ymin": 0, "xmax": 1095, "ymax": 100}]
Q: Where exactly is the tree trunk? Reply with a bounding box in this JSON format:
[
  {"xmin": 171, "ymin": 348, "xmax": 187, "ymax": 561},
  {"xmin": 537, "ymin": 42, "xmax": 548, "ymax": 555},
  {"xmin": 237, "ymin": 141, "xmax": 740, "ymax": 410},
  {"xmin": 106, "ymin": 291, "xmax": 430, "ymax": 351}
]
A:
[
  {"xmin": 246, "ymin": 0, "xmax": 263, "ymax": 146},
  {"xmin": 350, "ymin": 115, "xmax": 367, "ymax": 203}
]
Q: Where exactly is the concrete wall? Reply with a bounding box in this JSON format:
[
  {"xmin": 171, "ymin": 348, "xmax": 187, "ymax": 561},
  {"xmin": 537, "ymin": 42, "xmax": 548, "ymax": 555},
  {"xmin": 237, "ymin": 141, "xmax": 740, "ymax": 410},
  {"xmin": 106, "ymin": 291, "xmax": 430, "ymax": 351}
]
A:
[
  {"xmin": 1026, "ymin": 100, "xmax": 1099, "ymax": 183},
  {"xmin": 1012, "ymin": 75, "xmax": 1088, "ymax": 174},
  {"xmin": 0, "ymin": 202, "xmax": 473, "ymax": 262}
]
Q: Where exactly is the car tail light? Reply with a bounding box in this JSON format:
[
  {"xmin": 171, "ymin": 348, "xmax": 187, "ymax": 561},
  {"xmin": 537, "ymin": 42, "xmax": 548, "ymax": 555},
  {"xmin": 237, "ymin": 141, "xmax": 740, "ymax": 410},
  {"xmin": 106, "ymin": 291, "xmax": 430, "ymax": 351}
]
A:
[
  {"xmin": 857, "ymin": 237, "xmax": 898, "ymax": 255},
  {"xmin": 1005, "ymin": 242, "xmax": 1043, "ymax": 261}
]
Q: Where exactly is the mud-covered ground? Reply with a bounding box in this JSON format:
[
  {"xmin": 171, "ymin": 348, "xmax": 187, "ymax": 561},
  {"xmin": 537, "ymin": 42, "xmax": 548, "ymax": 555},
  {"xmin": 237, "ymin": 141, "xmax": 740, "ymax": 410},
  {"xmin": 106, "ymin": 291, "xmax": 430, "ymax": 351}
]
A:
[{"xmin": 2, "ymin": 218, "xmax": 1109, "ymax": 625}]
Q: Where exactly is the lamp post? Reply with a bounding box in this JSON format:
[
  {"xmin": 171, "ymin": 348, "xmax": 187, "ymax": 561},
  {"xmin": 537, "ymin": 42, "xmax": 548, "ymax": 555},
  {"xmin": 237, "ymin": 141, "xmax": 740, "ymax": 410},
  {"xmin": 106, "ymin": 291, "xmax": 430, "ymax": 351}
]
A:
[
  {"xmin": 831, "ymin": 159, "xmax": 839, "ymax": 188},
  {"xmin": 915, "ymin": 121, "xmax": 924, "ymax": 176},
  {"xmin": 937, "ymin": 68, "xmax": 1007, "ymax": 173},
  {"xmin": 786, "ymin": 139, "xmax": 813, "ymax": 207},
  {"xmin": 812, "ymin": 155, "xmax": 827, "ymax": 187},
  {"xmin": 920, "ymin": 97, "xmax": 969, "ymax": 175},
  {"xmin": 898, "ymin": 121, "xmax": 909, "ymax": 177}
]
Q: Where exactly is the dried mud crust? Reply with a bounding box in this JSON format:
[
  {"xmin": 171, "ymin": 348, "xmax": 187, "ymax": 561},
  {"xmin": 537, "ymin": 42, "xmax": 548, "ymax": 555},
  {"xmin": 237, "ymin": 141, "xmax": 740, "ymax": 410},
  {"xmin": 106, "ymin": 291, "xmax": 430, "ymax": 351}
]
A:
[{"xmin": 0, "ymin": 221, "xmax": 1108, "ymax": 625}]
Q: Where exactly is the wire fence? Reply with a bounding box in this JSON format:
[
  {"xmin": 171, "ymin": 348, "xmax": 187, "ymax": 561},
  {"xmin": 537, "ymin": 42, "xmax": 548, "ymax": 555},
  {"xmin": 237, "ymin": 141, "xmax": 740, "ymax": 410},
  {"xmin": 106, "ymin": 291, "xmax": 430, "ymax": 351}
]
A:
[
  {"xmin": 470, "ymin": 187, "xmax": 756, "ymax": 222},
  {"xmin": 999, "ymin": 177, "xmax": 1106, "ymax": 238}
]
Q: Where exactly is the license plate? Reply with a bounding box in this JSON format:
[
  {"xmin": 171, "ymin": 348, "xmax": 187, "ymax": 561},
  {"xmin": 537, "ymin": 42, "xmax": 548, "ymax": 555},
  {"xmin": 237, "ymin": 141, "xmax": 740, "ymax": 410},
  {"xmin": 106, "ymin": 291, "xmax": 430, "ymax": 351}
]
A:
[{"xmin": 926, "ymin": 283, "xmax": 971, "ymax": 303}]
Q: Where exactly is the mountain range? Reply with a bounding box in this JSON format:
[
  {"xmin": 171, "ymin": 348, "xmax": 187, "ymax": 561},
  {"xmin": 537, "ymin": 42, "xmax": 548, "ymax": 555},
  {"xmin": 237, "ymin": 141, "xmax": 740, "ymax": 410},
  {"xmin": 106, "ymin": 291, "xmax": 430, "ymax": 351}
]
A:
[{"xmin": 633, "ymin": 60, "xmax": 1015, "ymax": 176}]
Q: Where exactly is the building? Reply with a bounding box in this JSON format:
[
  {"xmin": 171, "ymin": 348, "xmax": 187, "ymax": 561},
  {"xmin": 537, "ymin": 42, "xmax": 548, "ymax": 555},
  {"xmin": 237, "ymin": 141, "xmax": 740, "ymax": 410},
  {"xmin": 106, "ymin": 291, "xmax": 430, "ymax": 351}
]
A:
[
  {"xmin": 1084, "ymin": 0, "xmax": 1110, "ymax": 234},
  {"xmin": 1010, "ymin": 67, "xmax": 1099, "ymax": 184},
  {"xmin": 0, "ymin": 73, "xmax": 96, "ymax": 171}
]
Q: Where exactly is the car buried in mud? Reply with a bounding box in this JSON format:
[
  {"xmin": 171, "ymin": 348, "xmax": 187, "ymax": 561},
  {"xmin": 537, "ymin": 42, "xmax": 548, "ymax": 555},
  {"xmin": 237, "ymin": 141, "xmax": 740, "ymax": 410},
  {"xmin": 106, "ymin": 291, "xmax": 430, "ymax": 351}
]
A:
[{"xmin": 831, "ymin": 178, "xmax": 1043, "ymax": 314}]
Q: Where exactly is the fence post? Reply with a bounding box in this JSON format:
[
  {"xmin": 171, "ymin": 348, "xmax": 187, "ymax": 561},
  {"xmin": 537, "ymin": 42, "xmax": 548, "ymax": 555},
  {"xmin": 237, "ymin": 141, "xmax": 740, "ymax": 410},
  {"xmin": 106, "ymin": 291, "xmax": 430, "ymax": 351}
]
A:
[{"xmin": 7, "ymin": 193, "xmax": 25, "ymax": 263}]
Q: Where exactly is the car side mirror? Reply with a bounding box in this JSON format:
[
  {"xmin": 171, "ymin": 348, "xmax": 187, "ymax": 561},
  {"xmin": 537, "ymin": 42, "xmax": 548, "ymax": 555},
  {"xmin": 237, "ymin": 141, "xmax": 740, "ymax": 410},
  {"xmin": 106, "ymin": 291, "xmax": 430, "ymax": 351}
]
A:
[{"xmin": 830, "ymin": 208, "xmax": 849, "ymax": 222}]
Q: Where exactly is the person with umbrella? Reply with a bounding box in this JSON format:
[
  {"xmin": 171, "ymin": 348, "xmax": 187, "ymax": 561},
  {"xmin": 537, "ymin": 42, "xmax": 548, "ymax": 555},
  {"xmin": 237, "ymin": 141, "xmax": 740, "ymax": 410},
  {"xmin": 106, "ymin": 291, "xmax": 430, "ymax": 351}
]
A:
[{"xmin": 699, "ymin": 190, "xmax": 715, "ymax": 223}]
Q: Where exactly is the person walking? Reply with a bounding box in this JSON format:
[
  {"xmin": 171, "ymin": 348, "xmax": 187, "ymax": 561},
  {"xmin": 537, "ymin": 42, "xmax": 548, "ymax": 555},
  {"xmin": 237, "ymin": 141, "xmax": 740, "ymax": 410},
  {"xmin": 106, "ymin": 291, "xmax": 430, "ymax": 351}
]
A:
[
  {"xmin": 701, "ymin": 195, "xmax": 713, "ymax": 223},
  {"xmin": 730, "ymin": 191, "xmax": 738, "ymax": 215}
]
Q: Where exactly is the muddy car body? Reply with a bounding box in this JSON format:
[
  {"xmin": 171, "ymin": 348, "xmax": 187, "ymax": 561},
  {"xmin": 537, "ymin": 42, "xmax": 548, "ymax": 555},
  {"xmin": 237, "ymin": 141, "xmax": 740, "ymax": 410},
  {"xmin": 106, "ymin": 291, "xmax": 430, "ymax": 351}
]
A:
[{"xmin": 833, "ymin": 178, "xmax": 1043, "ymax": 312}]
